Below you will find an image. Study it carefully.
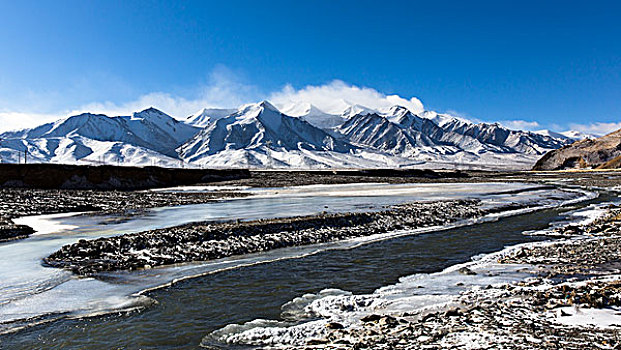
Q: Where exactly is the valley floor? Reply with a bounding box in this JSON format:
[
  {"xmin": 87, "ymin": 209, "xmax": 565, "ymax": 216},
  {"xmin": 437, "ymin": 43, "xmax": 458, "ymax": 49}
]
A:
[{"xmin": 2, "ymin": 169, "xmax": 621, "ymax": 349}]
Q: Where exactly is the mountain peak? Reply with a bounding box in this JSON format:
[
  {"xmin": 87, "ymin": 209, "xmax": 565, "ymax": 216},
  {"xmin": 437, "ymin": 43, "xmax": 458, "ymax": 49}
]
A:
[
  {"xmin": 342, "ymin": 104, "xmax": 375, "ymax": 118},
  {"xmin": 258, "ymin": 100, "xmax": 279, "ymax": 112},
  {"xmin": 71, "ymin": 112, "xmax": 107, "ymax": 118},
  {"xmin": 186, "ymin": 107, "xmax": 236, "ymax": 127},
  {"xmin": 132, "ymin": 107, "xmax": 169, "ymax": 120},
  {"xmin": 381, "ymin": 105, "xmax": 411, "ymax": 118},
  {"xmin": 236, "ymin": 101, "xmax": 282, "ymax": 120},
  {"xmin": 139, "ymin": 107, "xmax": 164, "ymax": 114}
]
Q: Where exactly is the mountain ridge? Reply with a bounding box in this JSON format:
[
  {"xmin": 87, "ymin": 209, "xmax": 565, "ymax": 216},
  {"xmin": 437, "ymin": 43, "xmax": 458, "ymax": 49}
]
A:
[{"xmin": 0, "ymin": 101, "xmax": 577, "ymax": 169}]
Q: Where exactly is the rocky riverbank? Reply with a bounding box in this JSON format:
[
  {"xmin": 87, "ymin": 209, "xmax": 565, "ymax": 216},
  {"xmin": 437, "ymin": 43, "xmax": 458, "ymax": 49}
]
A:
[
  {"xmin": 45, "ymin": 199, "xmax": 492, "ymax": 275},
  {"xmin": 264, "ymin": 204, "xmax": 621, "ymax": 350}
]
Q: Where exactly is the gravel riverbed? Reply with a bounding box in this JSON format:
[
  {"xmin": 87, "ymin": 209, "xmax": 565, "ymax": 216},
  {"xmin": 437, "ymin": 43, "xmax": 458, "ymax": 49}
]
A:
[{"xmin": 45, "ymin": 199, "xmax": 491, "ymax": 274}]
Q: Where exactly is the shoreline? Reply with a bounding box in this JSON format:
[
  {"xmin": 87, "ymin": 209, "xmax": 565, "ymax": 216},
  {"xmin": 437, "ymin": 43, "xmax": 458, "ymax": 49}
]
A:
[
  {"xmin": 43, "ymin": 184, "xmax": 590, "ymax": 276},
  {"xmin": 251, "ymin": 202, "xmax": 621, "ymax": 350}
]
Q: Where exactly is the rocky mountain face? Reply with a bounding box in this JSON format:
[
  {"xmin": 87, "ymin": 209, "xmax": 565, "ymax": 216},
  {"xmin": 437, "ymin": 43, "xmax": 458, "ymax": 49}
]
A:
[
  {"xmin": 335, "ymin": 107, "xmax": 452, "ymax": 156},
  {"xmin": 178, "ymin": 101, "xmax": 353, "ymax": 167},
  {"xmin": 533, "ymin": 129, "xmax": 621, "ymax": 170},
  {"xmin": 334, "ymin": 106, "xmax": 569, "ymax": 158},
  {"xmin": 0, "ymin": 108, "xmax": 199, "ymax": 166},
  {"xmin": 417, "ymin": 111, "xmax": 569, "ymax": 155},
  {"xmin": 0, "ymin": 100, "xmax": 575, "ymax": 169}
]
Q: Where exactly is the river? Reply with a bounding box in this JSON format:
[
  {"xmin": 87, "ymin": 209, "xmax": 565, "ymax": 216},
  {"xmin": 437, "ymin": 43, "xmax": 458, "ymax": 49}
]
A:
[{"xmin": 0, "ymin": 182, "xmax": 603, "ymax": 349}]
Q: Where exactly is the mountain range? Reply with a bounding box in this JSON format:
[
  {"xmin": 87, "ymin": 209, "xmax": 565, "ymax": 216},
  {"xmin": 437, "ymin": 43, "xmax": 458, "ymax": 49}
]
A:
[{"xmin": 0, "ymin": 100, "xmax": 587, "ymax": 169}]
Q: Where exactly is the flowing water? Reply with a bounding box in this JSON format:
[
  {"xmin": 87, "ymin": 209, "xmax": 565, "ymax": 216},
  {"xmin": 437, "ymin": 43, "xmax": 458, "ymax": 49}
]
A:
[{"xmin": 0, "ymin": 182, "xmax": 606, "ymax": 349}]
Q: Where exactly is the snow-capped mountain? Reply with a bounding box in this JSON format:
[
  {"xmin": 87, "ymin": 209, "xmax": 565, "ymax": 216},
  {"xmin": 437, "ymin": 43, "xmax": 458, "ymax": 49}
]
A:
[
  {"xmin": 178, "ymin": 101, "xmax": 354, "ymax": 167},
  {"xmin": 534, "ymin": 129, "xmax": 596, "ymax": 141},
  {"xmin": 341, "ymin": 104, "xmax": 375, "ymax": 119},
  {"xmin": 0, "ymin": 99, "xmax": 575, "ymax": 170},
  {"xmin": 335, "ymin": 106, "xmax": 569, "ymax": 159},
  {"xmin": 279, "ymin": 102, "xmax": 346, "ymax": 129},
  {"xmin": 0, "ymin": 108, "xmax": 199, "ymax": 166},
  {"xmin": 420, "ymin": 112, "xmax": 568, "ymax": 155},
  {"xmin": 336, "ymin": 107, "xmax": 452, "ymax": 156},
  {"xmin": 186, "ymin": 108, "xmax": 237, "ymax": 128}
]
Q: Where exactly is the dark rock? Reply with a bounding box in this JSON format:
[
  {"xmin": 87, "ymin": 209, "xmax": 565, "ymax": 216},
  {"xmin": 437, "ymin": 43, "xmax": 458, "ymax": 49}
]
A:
[
  {"xmin": 361, "ymin": 314, "xmax": 383, "ymax": 323},
  {"xmin": 326, "ymin": 322, "xmax": 345, "ymax": 330},
  {"xmin": 458, "ymin": 267, "xmax": 477, "ymax": 275},
  {"xmin": 444, "ymin": 308, "xmax": 463, "ymax": 317}
]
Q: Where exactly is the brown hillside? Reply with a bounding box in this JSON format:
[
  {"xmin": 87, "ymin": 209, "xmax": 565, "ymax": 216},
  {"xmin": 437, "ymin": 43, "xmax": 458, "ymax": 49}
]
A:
[{"xmin": 533, "ymin": 129, "xmax": 621, "ymax": 170}]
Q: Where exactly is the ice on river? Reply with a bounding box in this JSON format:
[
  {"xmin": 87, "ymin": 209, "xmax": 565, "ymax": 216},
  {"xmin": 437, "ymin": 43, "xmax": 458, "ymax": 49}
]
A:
[{"xmin": 0, "ymin": 182, "xmax": 595, "ymax": 334}]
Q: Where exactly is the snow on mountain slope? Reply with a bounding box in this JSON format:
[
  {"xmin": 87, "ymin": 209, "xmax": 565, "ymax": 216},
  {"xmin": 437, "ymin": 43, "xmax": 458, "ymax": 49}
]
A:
[
  {"xmin": 336, "ymin": 110, "xmax": 449, "ymax": 156},
  {"xmin": 0, "ymin": 134, "xmax": 183, "ymax": 167},
  {"xmin": 341, "ymin": 104, "xmax": 375, "ymax": 119},
  {"xmin": 535, "ymin": 129, "xmax": 573, "ymax": 141},
  {"xmin": 416, "ymin": 111, "xmax": 569, "ymax": 155},
  {"xmin": 115, "ymin": 108, "xmax": 200, "ymax": 156},
  {"xmin": 0, "ymin": 98, "xmax": 574, "ymax": 170},
  {"xmin": 179, "ymin": 101, "xmax": 353, "ymax": 166},
  {"xmin": 279, "ymin": 102, "xmax": 346, "ymax": 129},
  {"xmin": 336, "ymin": 106, "xmax": 568, "ymax": 157},
  {"xmin": 186, "ymin": 108, "xmax": 237, "ymax": 128},
  {"xmin": 561, "ymin": 130, "xmax": 598, "ymax": 140},
  {"xmin": 0, "ymin": 108, "xmax": 199, "ymax": 166}
]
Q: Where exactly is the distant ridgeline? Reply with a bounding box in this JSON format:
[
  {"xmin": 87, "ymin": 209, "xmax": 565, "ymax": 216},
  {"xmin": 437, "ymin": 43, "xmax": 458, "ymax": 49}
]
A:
[{"xmin": 0, "ymin": 101, "xmax": 582, "ymax": 170}]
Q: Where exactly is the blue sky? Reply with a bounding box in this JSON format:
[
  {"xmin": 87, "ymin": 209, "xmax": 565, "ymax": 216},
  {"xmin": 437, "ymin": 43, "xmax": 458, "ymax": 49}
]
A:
[{"xmin": 0, "ymin": 0, "xmax": 619, "ymax": 134}]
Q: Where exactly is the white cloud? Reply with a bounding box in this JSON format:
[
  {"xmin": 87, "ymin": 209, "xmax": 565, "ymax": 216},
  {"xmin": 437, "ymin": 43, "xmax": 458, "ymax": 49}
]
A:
[
  {"xmin": 0, "ymin": 66, "xmax": 262, "ymax": 132},
  {"xmin": 10, "ymin": 71, "xmax": 616, "ymax": 140},
  {"xmin": 568, "ymin": 122, "xmax": 621, "ymax": 137},
  {"xmin": 499, "ymin": 120, "xmax": 541, "ymax": 131},
  {"xmin": 71, "ymin": 66, "xmax": 261, "ymax": 119},
  {"xmin": 0, "ymin": 112, "xmax": 61, "ymax": 133},
  {"xmin": 269, "ymin": 80, "xmax": 424, "ymax": 114}
]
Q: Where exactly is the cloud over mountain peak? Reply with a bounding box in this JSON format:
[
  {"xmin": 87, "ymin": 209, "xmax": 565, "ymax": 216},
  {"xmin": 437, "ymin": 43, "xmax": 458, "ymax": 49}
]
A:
[{"xmin": 270, "ymin": 80, "xmax": 424, "ymax": 116}]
